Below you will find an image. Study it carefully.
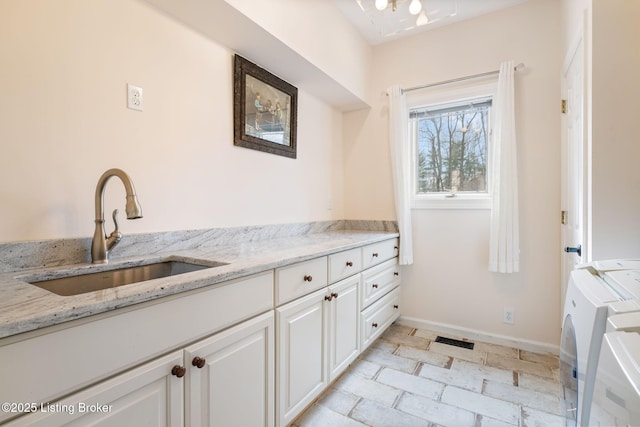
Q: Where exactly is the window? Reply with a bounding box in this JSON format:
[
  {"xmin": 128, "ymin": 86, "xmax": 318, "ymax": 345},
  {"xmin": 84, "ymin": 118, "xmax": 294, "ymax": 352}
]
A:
[{"xmin": 408, "ymin": 82, "xmax": 496, "ymax": 209}]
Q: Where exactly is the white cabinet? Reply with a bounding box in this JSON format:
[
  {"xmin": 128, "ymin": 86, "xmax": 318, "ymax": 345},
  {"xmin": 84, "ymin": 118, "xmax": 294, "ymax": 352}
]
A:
[
  {"xmin": 0, "ymin": 271, "xmax": 273, "ymax": 426},
  {"xmin": 1, "ymin": 236, "xmax": 400, "ymax": 427},
  {"xmin": 276, "ymin": 288, "xmax": 327, "ymax": 426},
  {"xmin": 275, "ymin": 238, "xmax": 400, "ymax": 426},
  {"xmin": 327, "ymin": 275, "xmax": 360, "ymax": 381},
  {"xmin": 9, "ymin": 312, "xmax": 275, "ymax": 427},
  {"xmin": 362, "ymin": 238, "xmax": 399, "ymax": 269},
  {"xmin": 185, "ymin": 311, "xmax": 274, "ymax": 427},
  {"xmin": 361, "ymin": 258, "xmax": 401, "ymax": 309},
  {"xmin": 328, "ymin": 248, "xmax": 361, "ymax": 283},
  {"xmin": 361, "ymin": 287, "xmax": 401, "ymax": 350},
  {"xmin": 275, "ymin": 275, "xmax": 360, "ymax": 426},
  {"xmin": 6, "ymin": 351, "xmax": 185, "ymax": 426},
  {"xmin": 276, "ymin": 257, "xmax": 328, "ymax": 305},
  {"xmin": 1, "ymin": 272, "xmax": 274, "ymax": 426}
]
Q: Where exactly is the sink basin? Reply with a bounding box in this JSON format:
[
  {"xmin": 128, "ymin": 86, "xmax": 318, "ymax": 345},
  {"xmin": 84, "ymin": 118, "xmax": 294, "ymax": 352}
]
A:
[{"xmin": 28, "ymin": 260, "xmax": 227, "ymax": 296}]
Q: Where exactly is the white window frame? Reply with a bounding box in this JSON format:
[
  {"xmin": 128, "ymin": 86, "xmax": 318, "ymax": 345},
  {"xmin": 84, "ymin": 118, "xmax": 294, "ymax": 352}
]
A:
[{"xmin": 407, "ymin": 79, "xmax": 498, "ymax": 210}]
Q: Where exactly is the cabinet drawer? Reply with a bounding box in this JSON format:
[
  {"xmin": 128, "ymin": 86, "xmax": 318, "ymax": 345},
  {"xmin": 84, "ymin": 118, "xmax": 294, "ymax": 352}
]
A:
[
  {"xmin": 360, "ymin": 287, "xmax": 400, "ymax": 350},
  {"xmin": 276, "ymin": 257, "xmax": 328, "ymax": 305},
  {"xmin": 328, "ymin": 248, "xmax": 362, "ymax": 283},
  {"xmin": 362, "ymin": 238, "xmax": 399, "ymax": 269},
  {"xmin": 361, "ymin": 258, "xmax": 401, "ymax": 309}
]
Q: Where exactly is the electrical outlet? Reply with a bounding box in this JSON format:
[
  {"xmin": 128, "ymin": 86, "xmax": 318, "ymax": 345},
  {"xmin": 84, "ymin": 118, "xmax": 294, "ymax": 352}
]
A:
[
  {"xmin": 503, "ymin": 307, "xmax": 515, "ymax": 324},
  {"xmin": 127, "ymin": 84, "xmax": 143, "ymax": 111}
]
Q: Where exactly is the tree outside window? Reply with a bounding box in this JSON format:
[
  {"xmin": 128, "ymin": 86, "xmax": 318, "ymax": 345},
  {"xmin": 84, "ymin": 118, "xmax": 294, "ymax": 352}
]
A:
[{"xmin": 412, "ymin": 99, "xmax": 491, "ymax": 195}]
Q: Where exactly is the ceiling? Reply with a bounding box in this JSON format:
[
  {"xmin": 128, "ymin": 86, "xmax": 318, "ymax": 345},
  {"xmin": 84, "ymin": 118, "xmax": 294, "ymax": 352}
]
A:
[{"xmin": 335, "ymin": 0, "xmax": 528, "ymax": 45}]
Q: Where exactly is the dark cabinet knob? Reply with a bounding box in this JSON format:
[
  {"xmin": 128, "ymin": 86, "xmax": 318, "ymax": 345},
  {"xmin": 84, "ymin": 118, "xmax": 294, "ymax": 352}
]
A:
[
  {"xmin": 324, "ymin": 294, "xmax": 333, "ymax": 301},
  {"xmin": 331, "ymin": 292, "xmax": 338, "ymax": 299},
  {"xmin": 192, "ymin": 357, "xmax": 206, "ymax": 369},
  {"xmin": 171, "ymin": 365, "xmax": 186, "ymax": 378},
  {"xmin": 304, "ymin": 275, "xmax": 313, "ymax": 282},
  {"xmin": 372, "ymin": 284, "xmax": 378, "ymax": 288},
  {"xmin": 393, "ymin": 305, "xmax": 399, "ymax": 309},
  {"xmin": 372, "ymin": 253, "xmax": 379, "ymax": 257},
  {"xmin": 372, "ymin": 323, "xmax": 378, "ymax": 328},
  {"xmin": 346, "ymin": 261, "xmax": 353, "ymax": 267},
  {"xmin": 393, "ymin": 272, "xmax": 399, "ymax": 276}
]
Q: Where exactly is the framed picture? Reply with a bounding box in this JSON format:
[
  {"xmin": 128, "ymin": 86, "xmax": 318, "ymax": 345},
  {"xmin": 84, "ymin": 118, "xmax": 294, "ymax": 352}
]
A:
[{"xmin": 233, "ymin": 55, "xmax": 298, "ymax": 158}]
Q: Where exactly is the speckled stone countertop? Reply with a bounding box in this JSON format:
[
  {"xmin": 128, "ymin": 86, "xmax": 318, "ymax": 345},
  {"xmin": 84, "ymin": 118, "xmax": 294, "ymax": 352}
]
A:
[{"xmin": 0, "ymin": 221, "xmax": 398, "ymax": 340}]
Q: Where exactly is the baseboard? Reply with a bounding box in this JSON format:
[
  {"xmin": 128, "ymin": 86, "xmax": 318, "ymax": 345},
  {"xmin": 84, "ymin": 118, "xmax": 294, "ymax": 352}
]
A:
[{"xmin": 396, "ymin": 316, "xmax": 560, "ymax": 356}]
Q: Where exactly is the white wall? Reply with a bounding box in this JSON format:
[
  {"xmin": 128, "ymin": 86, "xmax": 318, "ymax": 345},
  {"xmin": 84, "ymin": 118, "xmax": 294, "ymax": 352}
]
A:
[
  {"xmin": 224, "ymin": 0, "xmax": 372, "ymax": 105},
  {"xmin": 0, "ymin": 0, "xmax": 344, "ymax": 242},
  {"xmin": 590, "ymin": 0, "xmax": 640, "ymax": 259},
  {"xmin": 344, "ymin": 0, "xmax": 563, "ymax": 346}
]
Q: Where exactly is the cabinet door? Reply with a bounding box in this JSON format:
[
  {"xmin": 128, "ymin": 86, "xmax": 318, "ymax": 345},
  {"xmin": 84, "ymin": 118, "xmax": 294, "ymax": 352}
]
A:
[
  {"xmin": 327, "ymin": 275, "xmax": 360, "ymax": 381},
  {"xmin": 185, "ymin": 312, "xmax": 274, "ymax": 427},
  {"xmin": 6, "ymin": 351, "xmax": 184, "ymax": 427},
  {"xmin": 276, "ymin": 288, "xmax": 328, "ymax": 426}
]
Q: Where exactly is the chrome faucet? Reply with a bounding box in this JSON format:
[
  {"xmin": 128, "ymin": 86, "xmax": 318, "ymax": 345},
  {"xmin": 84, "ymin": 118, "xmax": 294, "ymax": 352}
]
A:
[{"xmin": 91, "ymin": 168, "xmax": 143, "ymax": 264}]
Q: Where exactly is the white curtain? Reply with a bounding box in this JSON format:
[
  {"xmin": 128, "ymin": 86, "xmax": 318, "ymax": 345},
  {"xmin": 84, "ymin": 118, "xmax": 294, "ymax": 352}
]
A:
[
  {"xmin": 387, "ymin": 84, "xmax": 413, "ymax": 265},
  {"xmin": 489, "ymin": 61, "xmax": 520, "ymax": 273}
]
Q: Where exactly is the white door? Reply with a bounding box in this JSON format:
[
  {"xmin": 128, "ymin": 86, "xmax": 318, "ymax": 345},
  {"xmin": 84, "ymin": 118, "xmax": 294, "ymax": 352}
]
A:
[
  {"xmin": 561, "ymin": 34, "xmax": 587, "ymax": 313},
  {"xmin": 185, "ymin": 312, "xmax": 274, "ymax": 427}
]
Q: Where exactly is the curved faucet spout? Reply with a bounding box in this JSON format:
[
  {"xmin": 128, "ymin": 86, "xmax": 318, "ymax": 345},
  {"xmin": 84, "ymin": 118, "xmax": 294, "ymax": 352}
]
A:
[{"xmin": 91, "ymin": 168, "xmax": 143, "ymax": 264}]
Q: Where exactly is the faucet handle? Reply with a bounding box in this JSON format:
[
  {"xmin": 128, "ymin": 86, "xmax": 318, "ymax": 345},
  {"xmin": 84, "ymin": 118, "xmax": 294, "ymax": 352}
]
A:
[{"xmin": 106, "ymin": 209, "xmax": 123, "ymax": 250}]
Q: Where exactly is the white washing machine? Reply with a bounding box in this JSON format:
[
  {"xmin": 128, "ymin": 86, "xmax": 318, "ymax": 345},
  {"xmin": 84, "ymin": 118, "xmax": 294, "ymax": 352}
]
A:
[
  {"xmin": 587, "ymin": 312, "xmax": 640, "ymax": 426},
  {"xmin": 560, "ymin": 268, "xmax": 640, "ymax": 426}
]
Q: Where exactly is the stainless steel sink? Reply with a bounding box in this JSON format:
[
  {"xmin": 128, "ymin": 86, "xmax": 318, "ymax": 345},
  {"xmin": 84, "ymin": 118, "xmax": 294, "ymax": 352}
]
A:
[{"xmin": 28, "ymin": 260, "xmax": 227, "ymax": 296}]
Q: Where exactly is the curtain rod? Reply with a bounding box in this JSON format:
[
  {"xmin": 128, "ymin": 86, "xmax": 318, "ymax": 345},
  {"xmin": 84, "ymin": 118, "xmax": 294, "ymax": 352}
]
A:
[{"xmin": 402, "ymin": 63, "xmax": 525, "ymax": 94}]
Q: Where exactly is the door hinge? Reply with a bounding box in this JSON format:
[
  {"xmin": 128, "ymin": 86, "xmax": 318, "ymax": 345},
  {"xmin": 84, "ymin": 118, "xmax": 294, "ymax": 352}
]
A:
[
  {"xmin": 561, "ymin": 210, "xmax": 568, "ymax": 225},
  {"xmin": 561, "ymin": 99, "xmax": 567, "ymax": 114}
]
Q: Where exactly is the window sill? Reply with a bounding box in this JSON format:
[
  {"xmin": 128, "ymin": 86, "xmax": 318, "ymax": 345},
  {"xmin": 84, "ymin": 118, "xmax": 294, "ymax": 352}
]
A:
[{"xmin": 412, "ymin": 195, "xmax": 491, "ymax": 210}]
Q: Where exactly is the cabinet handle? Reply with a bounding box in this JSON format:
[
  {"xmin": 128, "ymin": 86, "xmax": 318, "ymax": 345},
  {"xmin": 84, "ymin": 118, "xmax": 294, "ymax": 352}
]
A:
[
  {"xmin": 324, "ymin": 294, "xmax": 333, "ymax": 301},
  {"xmin": 303, "ymin": 275, "xmax": 313, "ymax": 282},
  {"xmin": 331, "ymin": 292, "xmax": 338, "ymax": 299},
  {"xmin": 393, "ymin": 305, "xmax": 399, "ymax": 309},
  {"xmin": 394, "ymin": 272, "xmax": 399, "ymax": 276},
  {"xmin": 346, "ymin": 261, "xmax": 353, "ymax": 267},
  {"xmin": 372, "ymin": 284, "xmax": 378, "ymax": 288},
  {"xmin": 171, "ymin": 365, "xmax": 186, "ymax": 378},
  {"xmin": 192, "ymin": 357, "xmax": 206, "ymax": 369},
  {"xmin": 372, "ymin": 323, "xmax": 378, "ymax": 328},
  {"xmin": 372, "ymin": 253, "xmax": 379, "ymax": 257}
]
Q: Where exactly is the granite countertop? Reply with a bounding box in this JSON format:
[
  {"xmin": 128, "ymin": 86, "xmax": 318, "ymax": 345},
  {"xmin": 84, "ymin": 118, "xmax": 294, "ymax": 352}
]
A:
[{"xmin": 0, "ymin": 230, "xmax": 398, "ymax": 340}]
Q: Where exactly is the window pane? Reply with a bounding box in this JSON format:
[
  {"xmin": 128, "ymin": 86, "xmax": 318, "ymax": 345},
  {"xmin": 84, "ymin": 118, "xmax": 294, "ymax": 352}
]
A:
[{"xmin": 414, "ymin": 102, "xmax": 490, "ymax": 194}]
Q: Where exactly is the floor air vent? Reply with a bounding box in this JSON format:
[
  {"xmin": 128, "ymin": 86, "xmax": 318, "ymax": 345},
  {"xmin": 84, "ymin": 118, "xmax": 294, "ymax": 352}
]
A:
[{"xmin": 435, "ymin": 336, "xmax": 475, "ymax": 350}]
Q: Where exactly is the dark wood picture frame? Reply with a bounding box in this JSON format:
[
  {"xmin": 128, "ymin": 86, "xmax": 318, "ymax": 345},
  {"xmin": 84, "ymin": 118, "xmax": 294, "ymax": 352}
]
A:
[{"xmin": 233, "ymin": 55, "xmax": 298, "ymax": 159}]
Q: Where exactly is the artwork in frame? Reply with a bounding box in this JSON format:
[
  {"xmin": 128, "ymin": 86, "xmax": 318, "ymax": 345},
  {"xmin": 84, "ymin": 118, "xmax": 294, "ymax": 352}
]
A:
[{"xmin": 233, "ymin": 55, "xmax": 298, "ymax": 159}]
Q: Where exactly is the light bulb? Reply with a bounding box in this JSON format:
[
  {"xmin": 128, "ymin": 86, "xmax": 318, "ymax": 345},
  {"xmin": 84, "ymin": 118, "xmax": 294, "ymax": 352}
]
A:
[
  {"xmin": 375, "ymin": 0, "xmax": 388, "ymax": 11},
  {"xmin": 416, "ymin": 10, "xmax": 429, "ymax": 26},
  {"xmin": 409, "ymin": 0, "xmax": 422, "ymax": 15}
]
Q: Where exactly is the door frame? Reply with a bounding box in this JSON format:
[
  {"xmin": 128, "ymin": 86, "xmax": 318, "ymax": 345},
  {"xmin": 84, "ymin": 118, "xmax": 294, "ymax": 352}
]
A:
[{"xmin": 560, "ymin": 18, "xmax": 589, "ymax": 317}]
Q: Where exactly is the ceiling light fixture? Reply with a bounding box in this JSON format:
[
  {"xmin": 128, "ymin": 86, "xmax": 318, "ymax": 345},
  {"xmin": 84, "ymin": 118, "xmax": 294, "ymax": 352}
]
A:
[
  {"xmin": 409, "ymin": 0, "xmax": 422, "ymax": 15},
  {"xmin": 375, "ymin": 0, "xmax": 389, "ymax": 11},
  {"xmin": 375, "ymin": 0, "xmax": 422, "ymax": 14},
  {"xmin": 416, "ymin": 10, "xmax": 429, "ymax": 26}
]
